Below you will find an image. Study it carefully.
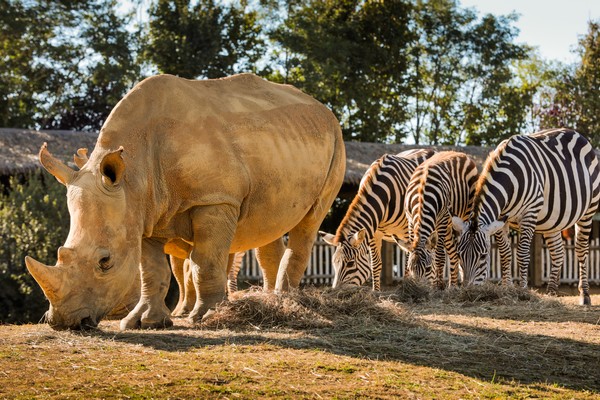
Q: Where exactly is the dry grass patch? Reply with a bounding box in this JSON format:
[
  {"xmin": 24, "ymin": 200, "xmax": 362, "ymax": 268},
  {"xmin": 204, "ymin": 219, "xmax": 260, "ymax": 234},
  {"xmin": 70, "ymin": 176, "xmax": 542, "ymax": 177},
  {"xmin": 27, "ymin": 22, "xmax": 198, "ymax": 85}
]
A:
[{"xmin": 1, "ymin": 281, "xmax": 599, "ymax": 399}]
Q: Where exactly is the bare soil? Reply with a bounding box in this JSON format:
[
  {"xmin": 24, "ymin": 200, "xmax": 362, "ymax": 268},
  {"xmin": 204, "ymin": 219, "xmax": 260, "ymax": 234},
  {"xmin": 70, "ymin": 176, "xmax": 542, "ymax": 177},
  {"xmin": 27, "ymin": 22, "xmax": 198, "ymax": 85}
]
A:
[{"xmin": 1, "ymin": 283, "xmax": 599, "ymax": 399}]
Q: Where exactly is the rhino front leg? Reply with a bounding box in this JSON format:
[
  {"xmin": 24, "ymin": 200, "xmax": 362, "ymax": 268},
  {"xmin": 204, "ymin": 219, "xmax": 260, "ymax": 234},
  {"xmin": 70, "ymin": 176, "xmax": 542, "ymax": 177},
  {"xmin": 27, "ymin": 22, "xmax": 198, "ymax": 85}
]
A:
[
  {"xmin": 188, "ymin": 204, "xmax": 238, "ymax": 323},
  {"xmin": 120, "ymin": 238, "xmax": 173, "ymax": 330}
]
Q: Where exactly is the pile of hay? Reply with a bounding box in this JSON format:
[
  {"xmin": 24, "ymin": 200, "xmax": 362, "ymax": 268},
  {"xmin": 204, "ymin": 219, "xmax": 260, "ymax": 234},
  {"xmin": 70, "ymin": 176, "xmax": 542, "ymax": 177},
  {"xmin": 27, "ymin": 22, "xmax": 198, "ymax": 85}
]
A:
[
  {"xmin": 201, "ymin": 286, "xmax": 407, "ymax": 331},
  {"xmin": 200, "ymin": 279, "xmax": 550, "ymax": 331},
  {"xmin": 433, "ymin": 280, "xmax": 539, "ymax": 304}
]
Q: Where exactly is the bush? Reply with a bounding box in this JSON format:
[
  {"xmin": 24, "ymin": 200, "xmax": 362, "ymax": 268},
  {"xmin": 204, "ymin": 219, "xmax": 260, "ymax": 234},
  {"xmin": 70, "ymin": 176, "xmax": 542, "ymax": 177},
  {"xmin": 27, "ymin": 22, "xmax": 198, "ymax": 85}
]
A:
[{"xmin": 0, "ymin": 172, "xmax": 69, "ymax": 323}]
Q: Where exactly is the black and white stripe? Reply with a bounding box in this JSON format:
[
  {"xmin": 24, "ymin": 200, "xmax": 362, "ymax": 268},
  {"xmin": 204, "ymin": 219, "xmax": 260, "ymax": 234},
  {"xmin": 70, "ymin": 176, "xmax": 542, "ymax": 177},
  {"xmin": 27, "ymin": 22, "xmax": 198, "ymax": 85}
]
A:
[
  {"xmin": 453, "ymin": 128, "xmax": 600, "ymax": 305},
  {"xmin": 321, "ymin": 149, "xmax": 435, "ymax": 290},
  {"xmin": 403, "ymin": 151, "xmax": 478, "ymax": 288}
]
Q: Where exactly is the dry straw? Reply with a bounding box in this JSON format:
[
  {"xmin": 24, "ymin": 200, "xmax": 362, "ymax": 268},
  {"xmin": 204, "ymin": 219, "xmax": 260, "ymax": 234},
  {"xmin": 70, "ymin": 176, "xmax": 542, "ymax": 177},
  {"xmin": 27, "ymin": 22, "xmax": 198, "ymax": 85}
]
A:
[{"xmin": 199, "ymin": 279, "xmax": 557, "ymax": 332}]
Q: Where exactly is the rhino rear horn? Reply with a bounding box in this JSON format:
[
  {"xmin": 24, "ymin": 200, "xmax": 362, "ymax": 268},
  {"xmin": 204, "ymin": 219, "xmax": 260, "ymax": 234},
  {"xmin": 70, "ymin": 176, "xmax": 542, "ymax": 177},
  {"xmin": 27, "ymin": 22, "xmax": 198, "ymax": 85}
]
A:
[
  {"xmin": 25, "ymin": 256, "xmax": 64, "ymax": 303},
  {"xmin": 39, "ymin": 143, "xmax": 75, "ymax": 186}
]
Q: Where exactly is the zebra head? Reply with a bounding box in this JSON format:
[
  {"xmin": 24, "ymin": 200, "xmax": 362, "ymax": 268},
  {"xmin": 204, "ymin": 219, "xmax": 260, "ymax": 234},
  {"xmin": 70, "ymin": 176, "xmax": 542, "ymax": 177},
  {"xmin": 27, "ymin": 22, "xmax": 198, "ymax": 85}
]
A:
[
  {"xmin": 320, "ymin": 229, "xmax": 371, "ymax": 288},
  {"xmin": 453, "ymin": 217, "xmax": 504, "ymax": 285},
  {"xmin": 404, "ymin": 233, "xmax": 437, "ymax": 283}
]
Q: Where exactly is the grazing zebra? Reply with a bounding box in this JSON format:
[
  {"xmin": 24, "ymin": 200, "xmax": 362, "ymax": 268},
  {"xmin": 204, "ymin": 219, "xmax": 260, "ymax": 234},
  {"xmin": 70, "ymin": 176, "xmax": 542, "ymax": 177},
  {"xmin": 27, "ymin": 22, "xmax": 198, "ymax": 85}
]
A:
[
  {"xmin": 452, "ymin": 128, "xmax": 600, "ymax": 305},
  {"xmin": 403, "ymin": 151, "xmax": 478, "ymax": 288},
  {"xmin": 320, "ymin": 149, "xmax": 435, "ymax": 290}
]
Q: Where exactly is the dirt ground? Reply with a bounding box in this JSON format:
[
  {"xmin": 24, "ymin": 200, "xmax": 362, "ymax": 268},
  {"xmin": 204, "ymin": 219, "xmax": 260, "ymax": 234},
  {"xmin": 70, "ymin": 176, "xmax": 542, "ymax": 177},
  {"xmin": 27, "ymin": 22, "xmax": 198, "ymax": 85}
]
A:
[{"xmin": 1, "ymin": 285, "xmax": 599, "ymax": 399}]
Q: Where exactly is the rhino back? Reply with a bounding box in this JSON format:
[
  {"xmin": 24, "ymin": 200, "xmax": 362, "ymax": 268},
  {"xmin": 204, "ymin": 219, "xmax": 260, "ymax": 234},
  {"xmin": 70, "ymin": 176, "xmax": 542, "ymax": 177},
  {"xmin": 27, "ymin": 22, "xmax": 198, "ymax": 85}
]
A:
[{"xmin": 94, "ymin": 74, "xmax": 342, "ymax": 250}]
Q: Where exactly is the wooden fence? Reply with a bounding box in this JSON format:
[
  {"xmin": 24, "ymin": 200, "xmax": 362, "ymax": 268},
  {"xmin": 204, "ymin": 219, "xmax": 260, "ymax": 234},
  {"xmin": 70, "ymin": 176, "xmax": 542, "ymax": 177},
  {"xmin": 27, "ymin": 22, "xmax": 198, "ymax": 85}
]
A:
[{"xmin": 237, "ymin": 235, "xmax": 600, "ymax": 288}]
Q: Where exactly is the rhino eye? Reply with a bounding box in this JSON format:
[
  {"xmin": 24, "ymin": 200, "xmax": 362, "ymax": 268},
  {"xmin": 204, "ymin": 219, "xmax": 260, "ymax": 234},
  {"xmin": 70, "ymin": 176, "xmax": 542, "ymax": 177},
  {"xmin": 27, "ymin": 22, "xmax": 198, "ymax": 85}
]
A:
[{"xmin": 98, "ymin": 256, "xmax": 112, "ymax": 271}]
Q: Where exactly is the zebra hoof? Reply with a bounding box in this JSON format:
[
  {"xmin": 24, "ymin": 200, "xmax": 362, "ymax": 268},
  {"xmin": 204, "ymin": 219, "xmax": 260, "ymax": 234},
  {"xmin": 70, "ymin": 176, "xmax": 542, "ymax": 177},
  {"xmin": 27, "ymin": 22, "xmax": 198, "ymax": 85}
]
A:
[{"xmin": 580, "ymin": 295, "xmax": 591, "ymax": 306}]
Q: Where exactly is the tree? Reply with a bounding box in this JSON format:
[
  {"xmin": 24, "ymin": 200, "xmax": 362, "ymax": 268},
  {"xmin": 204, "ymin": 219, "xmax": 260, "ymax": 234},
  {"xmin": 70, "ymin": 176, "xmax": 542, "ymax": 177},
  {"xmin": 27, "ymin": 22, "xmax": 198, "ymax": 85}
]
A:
[
  {"xmin": 408, "ymin": 0, "xmax": 530, "ymax": 146},
  {"xmin": 0, "ymin": 0, "xmax": 141, "ymax": 131},
  {"xmin": 268, "ymin": 0, "xmax": 415, "ymax": 142},
  {"xmin": 146, "ymin": 0, "xmax": 265, "ymax": 79},
  {"xmin": 0, "ymin": 173, "xmax": 69, "ymax": 323},
  {"xmin": 45, "ymin": 0, "xmax": 142, "ymax": 130},
  {"xmin": 539, "ymin": 20, "xmax": 600, "ymax": 146}
]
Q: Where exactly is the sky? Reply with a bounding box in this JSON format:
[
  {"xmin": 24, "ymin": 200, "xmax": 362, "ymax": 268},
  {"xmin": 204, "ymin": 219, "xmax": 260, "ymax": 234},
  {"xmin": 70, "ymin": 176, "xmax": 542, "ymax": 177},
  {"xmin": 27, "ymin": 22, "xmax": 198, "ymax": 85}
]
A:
[{"xmin": 459, "ymin": 0, "xmax": 600, "ymax": 63}]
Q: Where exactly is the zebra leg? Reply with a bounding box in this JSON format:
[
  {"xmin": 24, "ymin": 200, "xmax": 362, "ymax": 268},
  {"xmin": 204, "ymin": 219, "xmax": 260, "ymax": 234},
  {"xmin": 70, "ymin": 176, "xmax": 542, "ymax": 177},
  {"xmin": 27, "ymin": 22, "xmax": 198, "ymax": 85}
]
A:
[
  {"xmin": 516, "ymin": 223, "xmax": 536, "ymax": 289},
  {"xmin": 494, "ymin": 227, "xmax": 513, "ymax": 285},
  {"xmin": 368, "ymin": 236, "xmax": 383, "ymax": 291},
  {"xmin": 543, "ymin": 231, "xmax": 564, "ymax": 296},
  {"xmin": 433, "ymin": 238, "xmax": 447, "ymax": 289},
  {"xmin": 256, "ymin": 238, "xmax": 286, "ymax": 291},
  {"xmin": 575, "ymin": 218, "xmax": 593, "ymax": 306},
  {"xmin": 441, "ymin": 216, "xmax": 460, "ymax": 287},
  {"xmin": 227, "ymin": 252, "xmax": 245, "ymax": 295},
  {"xmin": 227, "ymin": 251, "xmax": 244, "ymax": 294}
]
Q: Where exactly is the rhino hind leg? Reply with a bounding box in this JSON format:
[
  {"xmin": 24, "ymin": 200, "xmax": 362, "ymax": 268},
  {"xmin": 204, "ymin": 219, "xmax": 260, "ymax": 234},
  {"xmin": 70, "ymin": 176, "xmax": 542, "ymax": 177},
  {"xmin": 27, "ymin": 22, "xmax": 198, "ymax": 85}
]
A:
[
  {"xmin": 172, "ymin": 258, "xmax": 196, "ymax": 317},
  {"xmin": 170, "ymin": 255, "xmax": 187, "ymax": 316},
  {"xmin": 276, "ymin": 138, "xmax": 345, "ymax": 292},
  {"xmin": 275, "ymin": 200, "xmax": 335, "ymax": 291},
  {"xmin": 256, "ymin": 238, "xmax": 285, "ymax": 291},
  {"xmin": 120, "ymin": 238, "xmax": 174, "ymax": 330}
]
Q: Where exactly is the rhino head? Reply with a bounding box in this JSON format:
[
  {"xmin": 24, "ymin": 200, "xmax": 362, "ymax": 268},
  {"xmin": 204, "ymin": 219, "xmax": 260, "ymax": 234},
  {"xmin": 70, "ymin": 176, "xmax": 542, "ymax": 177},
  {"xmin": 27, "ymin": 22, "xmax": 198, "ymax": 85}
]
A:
[{"xmin": 25, "ymin": 143, "xmax": 141, "ymax": 330}]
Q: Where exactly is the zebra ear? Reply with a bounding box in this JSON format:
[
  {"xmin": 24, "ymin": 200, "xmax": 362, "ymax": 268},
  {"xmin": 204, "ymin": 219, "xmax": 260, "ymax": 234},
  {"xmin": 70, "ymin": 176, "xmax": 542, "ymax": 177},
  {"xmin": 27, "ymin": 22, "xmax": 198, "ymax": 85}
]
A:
[
  {"xmin": 349, "ymin": 228, "xmax": 366, "ymax": 247},
  {"xmin": 319, "ymin": 231, "xmax": 337, "ymax": 246},
  {"xmin": 392, "ymin": 235, "xmax": 411, "ymax": 252},
  {"xmin": 426, "ymin": 232, "xmax": 438, "ymax": 250},
  {"xmin": 482, "ymin": 220, "xmax": 505, "ymax": 236},
  {"xmin": 452, "ymin": 216, "xmax": 467, "ymax": 233}
]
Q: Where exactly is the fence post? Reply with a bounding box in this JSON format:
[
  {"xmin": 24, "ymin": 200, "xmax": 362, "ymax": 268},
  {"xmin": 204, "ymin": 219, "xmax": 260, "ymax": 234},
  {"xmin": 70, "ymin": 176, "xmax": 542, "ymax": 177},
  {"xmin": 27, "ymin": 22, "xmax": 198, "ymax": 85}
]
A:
[
  {"xmin": 530, "ymin": 233, "xmax": 544, "ymax": 287},
  {"xmin": 381, "ymin": 241, "xmax": 394, "ymax": 287}
]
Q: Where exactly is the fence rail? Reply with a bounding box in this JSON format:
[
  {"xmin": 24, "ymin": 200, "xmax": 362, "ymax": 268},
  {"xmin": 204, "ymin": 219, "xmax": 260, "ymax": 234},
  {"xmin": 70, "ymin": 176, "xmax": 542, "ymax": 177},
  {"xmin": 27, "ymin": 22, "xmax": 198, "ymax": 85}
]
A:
[{"xmin": 237, "ymin": 235, "xmax": 600, "ymax": 287}]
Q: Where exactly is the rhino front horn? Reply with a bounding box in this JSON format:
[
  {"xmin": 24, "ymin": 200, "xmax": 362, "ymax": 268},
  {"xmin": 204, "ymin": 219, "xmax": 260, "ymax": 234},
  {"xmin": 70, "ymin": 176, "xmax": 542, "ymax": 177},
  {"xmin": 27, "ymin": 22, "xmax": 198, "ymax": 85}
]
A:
[
  {"xmin": 39, "ymin": 142, "xmax": 75, "ymax": 186},
  {"xmin": 25, "ymin": 256, "xmax": 64, "ymax": 302}
]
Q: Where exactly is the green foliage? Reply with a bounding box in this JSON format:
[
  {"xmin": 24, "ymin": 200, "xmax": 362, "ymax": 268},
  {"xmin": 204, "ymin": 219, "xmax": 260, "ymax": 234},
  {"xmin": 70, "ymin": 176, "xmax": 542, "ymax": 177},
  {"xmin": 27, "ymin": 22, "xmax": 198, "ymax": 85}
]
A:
[
  {"xmin": 146, "ymin": 0, "xmax": 265, "ymax": 78},
  {"xmin": 267, "ymin": 0, "xmax": 415, "ymax": 142},
  {"xmin": 538, "ymin": 20, "xmax": 600, "ymax": 146},
  {"xmin": 1, "ymin": 0, "xmax": 596, "ymax": 144},
  {"xmin": 409, "ymin": 2, "xmax": 530, "ymax": 146},
  {"xmin": 0, "ymin": 173, "xmax": 69, "ymax": 323},
  {"xmin": 0, "ymin": 0, "xmax": 141, "ymax": 131}
]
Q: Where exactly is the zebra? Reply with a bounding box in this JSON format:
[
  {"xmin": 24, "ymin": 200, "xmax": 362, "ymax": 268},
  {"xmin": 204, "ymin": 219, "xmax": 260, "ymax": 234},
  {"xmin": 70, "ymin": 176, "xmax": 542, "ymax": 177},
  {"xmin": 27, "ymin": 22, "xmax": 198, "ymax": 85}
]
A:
[
  {"xmin": 320, "ymin": 149, "xmax": 435, "ymax": 290},
  {"xmin": 402, "ymin": 151, "xmax": 478, "ymax": 289},
  {"xmin": 227, "ymin": 251, "xmax": 246, "ymax": 294},
  {"xmin": 452, "ymin": 128, "xmax": 600, "ymax": 305}
]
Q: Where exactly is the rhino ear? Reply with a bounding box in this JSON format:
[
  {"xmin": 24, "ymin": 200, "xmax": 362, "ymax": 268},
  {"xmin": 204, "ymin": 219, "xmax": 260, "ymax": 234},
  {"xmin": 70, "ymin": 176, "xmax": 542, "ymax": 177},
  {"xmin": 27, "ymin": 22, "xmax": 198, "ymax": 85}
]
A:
[
  {"xmin": 73, "ymin": 148, "xmax": 88, "ymax": 169},
  {"xmin": 100, "ymin": 147, "xmax": 125, "ymax": 187}
]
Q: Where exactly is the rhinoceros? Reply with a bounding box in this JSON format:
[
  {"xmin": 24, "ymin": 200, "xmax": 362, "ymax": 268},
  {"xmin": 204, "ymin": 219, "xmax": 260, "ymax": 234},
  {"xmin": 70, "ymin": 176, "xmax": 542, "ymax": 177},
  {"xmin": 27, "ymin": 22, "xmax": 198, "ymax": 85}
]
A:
[{"xmin": 25, "ymin": 73, "xmax": 346, "ymax": 330}]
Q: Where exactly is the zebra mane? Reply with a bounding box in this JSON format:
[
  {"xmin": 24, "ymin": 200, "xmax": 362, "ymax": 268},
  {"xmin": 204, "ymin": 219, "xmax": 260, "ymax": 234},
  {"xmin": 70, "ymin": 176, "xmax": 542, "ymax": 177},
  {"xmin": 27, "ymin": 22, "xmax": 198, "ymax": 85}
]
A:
[
  {"xmin": 335, "ymin": 155, "xmax": 386, "ymax": 242},
  {"xmin": 471, "ymin": 139, "xmax": 510, "ymax": 230}
]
